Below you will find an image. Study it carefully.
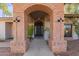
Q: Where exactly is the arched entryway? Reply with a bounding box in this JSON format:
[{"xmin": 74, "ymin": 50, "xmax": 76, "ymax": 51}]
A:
[
  {"xmin": 11, "ymin": 4, "xmax": 67, "ymax": 54},
  {"xmin": 24, "ymin": 4, "xmax": 53, "ymax": 51},
  {"xmin": 29, "ymin": 11, "xmax": 49, "ymax": 38}
]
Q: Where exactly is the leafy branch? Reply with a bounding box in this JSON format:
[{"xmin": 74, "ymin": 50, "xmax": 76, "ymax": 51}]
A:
[
  {"xmin": 0, "ymin": 3, "xmax": 11, "ymax": 16},
  {"xmin": 72, "ymin": 19, "xmax": 79, "ymax": 37}
]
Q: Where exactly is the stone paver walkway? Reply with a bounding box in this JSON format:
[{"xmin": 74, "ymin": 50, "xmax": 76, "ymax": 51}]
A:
[{"xmin": 24, "ymin": 39, "xmax": 54, "ymax": 56}]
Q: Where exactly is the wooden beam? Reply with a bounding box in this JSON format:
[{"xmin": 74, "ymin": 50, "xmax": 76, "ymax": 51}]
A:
[
  {"xmin": 0, "ymin": 17, "xmax": 13, "ymax": 22},
  {"xmin": 64, "ymin": 14, "xmax": 79, "ymax": 18}
]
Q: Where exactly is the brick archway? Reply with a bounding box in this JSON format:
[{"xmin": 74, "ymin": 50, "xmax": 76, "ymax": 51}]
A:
[
  {"xmin": 24, "ymin": 4, "xmax": 53, "ymax": 51},
  {"xmin": 11, "ymin": 4, "xmax": 67, "ymax": 54}
]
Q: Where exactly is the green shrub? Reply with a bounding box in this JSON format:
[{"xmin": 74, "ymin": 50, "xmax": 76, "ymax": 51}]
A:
[
  {"xmin": 74, "ymin": 23, "xmax": 79, "ymax": 38},
  {"xmin": 72, "ymin": 19, "xmax": 79, "ymax": 38},
  {"xmin": 27, "ymin": 25, "xmax": 34, "ymax": 38}
]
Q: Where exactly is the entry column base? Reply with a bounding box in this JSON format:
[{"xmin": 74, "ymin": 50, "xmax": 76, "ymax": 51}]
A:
[
  {"xmin": 52, "ymin": 40, "xmax": 67, "ymax": 54},
  {"xmin": 10, "ymin": 40, "xmax": 27, "ymax": 55}
]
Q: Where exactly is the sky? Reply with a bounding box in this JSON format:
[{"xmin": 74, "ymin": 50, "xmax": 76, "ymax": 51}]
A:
[{"xmin": 0, "ymin": 3, "xmax": 13, "ymax": 17}]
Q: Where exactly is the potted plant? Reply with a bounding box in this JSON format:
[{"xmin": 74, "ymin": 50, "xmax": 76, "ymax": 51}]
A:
[
  {"xmin": 27, "ymin": 24, "xmax": 34, "ymax": 41},
  {"xmin": 44, "ymin": 27, "xmax": 50, "ymax": 44}
]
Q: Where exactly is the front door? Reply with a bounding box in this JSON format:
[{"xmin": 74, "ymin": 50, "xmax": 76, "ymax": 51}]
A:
[
  {"xmin": 35, "ymin": 25, "xmax": 43, "ymax": 37},
  {"xmin": 34, "ymin": 20, "xmax": 44, "ymax": 37}
]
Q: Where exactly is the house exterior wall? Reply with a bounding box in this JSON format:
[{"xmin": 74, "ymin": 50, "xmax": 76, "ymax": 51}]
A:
[
  {"xmin": 0, "ymin": 22, "xmax": 6, "ymax": 40},
  {"xmin": 10, "ymin": 3, "xmax": 67, "ymax": 54},
  {"xmin": 5, "ymin": 22, "xmax": 13, "ymax": 39},
  {"xmin": 0, "ymin": 18, "xmax": 13, "ymax": 40}
]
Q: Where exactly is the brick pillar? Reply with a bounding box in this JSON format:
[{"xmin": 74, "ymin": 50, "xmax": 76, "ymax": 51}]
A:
[
  {"xmin": 10, "ymin": 12, "xmax": 27, "ymax": 54},
  {"xmin": 51, "ymin": 10, "xmax": 67, "ymax": 53}
]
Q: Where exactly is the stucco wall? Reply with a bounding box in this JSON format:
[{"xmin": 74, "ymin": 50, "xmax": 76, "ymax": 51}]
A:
[
  {"xmin": 5, "ymin": 22, "xmax": 13, "ymax": 39},
  {"xmin": 0, "ymin": 22, "xmax": 6, "ymax": 40}
]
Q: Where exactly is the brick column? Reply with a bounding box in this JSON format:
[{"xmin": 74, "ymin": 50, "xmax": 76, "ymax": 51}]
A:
[
  {"xmin": 51, "ymin": 10, "xmax": 67, "ymax": 53},
  {"xmin": 10, "ymin": 12, "xmax": 27, "ymax": 54}
]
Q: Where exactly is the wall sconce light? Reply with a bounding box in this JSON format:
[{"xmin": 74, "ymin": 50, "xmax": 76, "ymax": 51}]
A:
[
  {"xmin": 14, "ymin": 16, "xmax": 21, "ymax": 22},
  {"xmin": 57, "ymin": 17, "xmax": 64, "ymax": 22}
]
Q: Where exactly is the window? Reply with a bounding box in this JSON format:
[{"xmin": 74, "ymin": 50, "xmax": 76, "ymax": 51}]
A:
[{"xmin": 64, "ymin": 24, "xmax": 72, "ymax": 37}]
